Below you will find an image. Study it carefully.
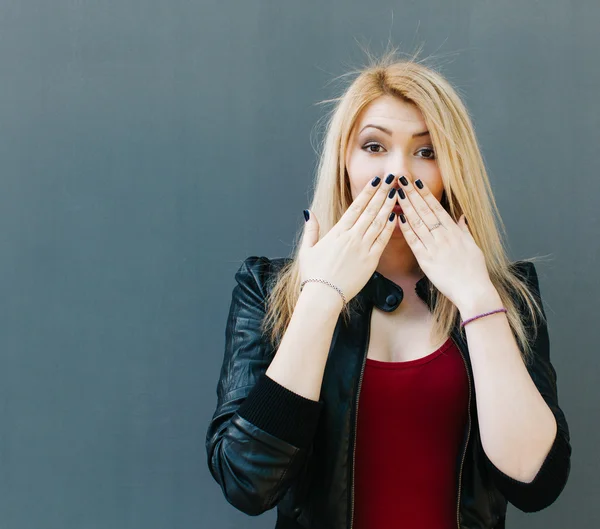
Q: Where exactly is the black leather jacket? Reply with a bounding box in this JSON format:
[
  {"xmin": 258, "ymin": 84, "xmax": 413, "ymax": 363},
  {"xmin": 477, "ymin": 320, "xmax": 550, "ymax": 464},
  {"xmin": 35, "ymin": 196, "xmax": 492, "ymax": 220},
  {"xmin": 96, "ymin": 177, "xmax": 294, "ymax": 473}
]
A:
[{"xmin": 206, "ymin": 256, "xmax": 571, "ymax": 529}]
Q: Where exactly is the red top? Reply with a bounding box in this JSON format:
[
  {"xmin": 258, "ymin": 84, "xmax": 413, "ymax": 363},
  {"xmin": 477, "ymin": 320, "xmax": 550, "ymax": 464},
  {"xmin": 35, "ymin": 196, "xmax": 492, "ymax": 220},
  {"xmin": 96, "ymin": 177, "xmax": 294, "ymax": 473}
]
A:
[{"xmin": 352, "ymin": 336, "xmax": 470, "ymax": 529}]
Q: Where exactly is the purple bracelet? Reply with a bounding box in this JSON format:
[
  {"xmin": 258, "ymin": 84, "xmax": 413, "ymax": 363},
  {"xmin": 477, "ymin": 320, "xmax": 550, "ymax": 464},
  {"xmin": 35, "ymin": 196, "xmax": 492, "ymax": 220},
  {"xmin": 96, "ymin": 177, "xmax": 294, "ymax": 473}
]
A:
[{"xmin": 460, "ymin": 307, "xmax": 507, "ymax": 328}]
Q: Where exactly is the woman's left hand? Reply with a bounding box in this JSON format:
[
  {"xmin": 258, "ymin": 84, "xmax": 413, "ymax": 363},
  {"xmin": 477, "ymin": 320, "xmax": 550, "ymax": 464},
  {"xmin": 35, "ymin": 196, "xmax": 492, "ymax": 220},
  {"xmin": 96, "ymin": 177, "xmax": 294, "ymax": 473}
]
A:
[{"xmin": 396, "ymin": 177, "xmax": 493, "ymax": 309}]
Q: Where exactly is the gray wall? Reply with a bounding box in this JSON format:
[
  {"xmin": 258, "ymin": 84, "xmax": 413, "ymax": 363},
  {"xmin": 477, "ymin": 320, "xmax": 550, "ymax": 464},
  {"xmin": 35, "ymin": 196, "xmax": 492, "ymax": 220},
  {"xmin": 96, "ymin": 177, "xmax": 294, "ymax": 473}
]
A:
[{"xmin": 0, "ymin": 1, "xmax": 595, "ymax": 528}]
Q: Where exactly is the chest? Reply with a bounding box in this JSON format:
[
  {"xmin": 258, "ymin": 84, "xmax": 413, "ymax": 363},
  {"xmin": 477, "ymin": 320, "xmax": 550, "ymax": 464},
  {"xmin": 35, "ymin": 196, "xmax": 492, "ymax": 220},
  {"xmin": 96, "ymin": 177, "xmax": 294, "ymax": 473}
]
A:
[{"xmin": 366, "ymin": 304, "xmax": 449, "ymax": 363}]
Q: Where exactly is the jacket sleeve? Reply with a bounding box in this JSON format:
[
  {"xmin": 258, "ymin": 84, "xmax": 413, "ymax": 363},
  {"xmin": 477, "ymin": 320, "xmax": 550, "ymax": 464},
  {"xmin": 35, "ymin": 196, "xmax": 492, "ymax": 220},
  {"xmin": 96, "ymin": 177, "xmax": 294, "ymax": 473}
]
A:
[
  {"xmin": 205, "ymin": 255, "xmax": 325, "ymax": 516},
  {"xmin": 482, "ymin": 260, "xmax": 572, "ymax": 512}
]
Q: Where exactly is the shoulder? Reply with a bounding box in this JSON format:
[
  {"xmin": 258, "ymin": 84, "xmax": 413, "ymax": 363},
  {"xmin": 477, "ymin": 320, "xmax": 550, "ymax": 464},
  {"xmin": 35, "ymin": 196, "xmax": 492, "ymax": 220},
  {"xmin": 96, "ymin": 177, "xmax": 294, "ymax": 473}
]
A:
[
  {"xmin": 509, "ymin": 260, "xmax": 541, "ymax": 293},
  {"xmin": 235, "ymin": 255, "xmax": 293, "ymax": 295},
  {"xmin": 510, "ymin": 259, "xmax": 535, "ymax": 275}
]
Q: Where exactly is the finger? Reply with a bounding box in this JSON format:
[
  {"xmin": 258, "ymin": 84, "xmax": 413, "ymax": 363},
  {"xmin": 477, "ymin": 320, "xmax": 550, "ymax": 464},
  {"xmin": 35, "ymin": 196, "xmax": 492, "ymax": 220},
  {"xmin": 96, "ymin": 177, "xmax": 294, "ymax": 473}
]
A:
[
  {"xmin": 397, "ymin": 210, "xmax": 426, "ymax": 253},
  {"xmin": 351, "ymin": 173, "xmax": 398, "ymax": 237},
  {"xmin": 300, "ymin": 209, "xmax": 320, "ymax": 249},
  {"xmin": 397, "ymin": 176, "xmax": 445, "ymax": 244},
  {"xmin": 363, "ymin": 186, "xmax": 397, "ymax": 247},
  {"xmin": 333, "ymin": 175, "xmax": 384, "ymax": 235},
  {"xmin": 370, "ymin": 209, "xmax": 398, "ymax": 254},
  {"xmin": 413, "ymin": 179, "xmax": 457, "ymax": 229}
]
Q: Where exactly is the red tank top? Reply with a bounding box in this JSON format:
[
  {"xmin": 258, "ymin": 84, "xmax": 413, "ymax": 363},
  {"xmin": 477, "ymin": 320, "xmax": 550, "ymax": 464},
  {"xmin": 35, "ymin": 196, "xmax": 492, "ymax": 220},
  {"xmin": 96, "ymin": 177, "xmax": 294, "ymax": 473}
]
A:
[{"xmin": 352, "ymin": 336, "xmax": 469, "ymax": 529}]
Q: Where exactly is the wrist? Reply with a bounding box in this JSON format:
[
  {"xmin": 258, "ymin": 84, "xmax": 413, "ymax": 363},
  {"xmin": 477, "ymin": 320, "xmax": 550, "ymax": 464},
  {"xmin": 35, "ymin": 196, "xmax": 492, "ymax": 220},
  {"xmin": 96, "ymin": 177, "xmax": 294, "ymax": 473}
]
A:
[
  {"xmin": 299, "ymin": 282, "xmax": 345, "ymax": 314},
  {"xmin": 456, "ymin": 284, "xmax": 502, "ymax": 319}
]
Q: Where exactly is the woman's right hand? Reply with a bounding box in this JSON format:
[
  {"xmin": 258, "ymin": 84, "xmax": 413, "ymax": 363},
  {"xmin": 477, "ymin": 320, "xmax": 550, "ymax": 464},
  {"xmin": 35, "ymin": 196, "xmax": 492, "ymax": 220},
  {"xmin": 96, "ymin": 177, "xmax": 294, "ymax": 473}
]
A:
[{"xmin": 298, "ymin": 174, "xmax": 399, "ymax": 305}]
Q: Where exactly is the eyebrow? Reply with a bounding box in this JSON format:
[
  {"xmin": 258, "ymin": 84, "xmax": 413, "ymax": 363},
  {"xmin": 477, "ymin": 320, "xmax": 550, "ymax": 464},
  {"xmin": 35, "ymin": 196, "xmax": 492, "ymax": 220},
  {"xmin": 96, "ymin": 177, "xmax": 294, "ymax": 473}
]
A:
[{"xmin": 359, "ymin": 124, "xmax": 430, "ymax": 138}]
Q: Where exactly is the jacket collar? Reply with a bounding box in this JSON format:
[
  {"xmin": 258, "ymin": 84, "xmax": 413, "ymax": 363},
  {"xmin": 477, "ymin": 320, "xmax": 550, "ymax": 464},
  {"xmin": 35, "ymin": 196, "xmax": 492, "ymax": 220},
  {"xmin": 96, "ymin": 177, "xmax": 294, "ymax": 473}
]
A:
[{"xmin": 359, "ymin": 269, "xmax": 434, "ymax": 312}]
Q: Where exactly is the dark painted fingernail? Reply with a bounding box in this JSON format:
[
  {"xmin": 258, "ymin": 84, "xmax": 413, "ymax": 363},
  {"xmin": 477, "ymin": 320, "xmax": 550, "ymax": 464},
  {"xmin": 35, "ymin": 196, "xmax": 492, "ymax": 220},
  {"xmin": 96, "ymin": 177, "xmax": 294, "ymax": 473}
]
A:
[
  {"xmin": 415, "ymin": 179, "xmax": 423, "ymax": 189},
  {"xmin": 303, "ymin": 209, "xmax": 310, "ymax": 222},
  {"xmin": 398, "ymin": 188, "xmax": 406, "ymax": 199},
  {"xmin": 400, "ymin": 213, "xmax": 406, "ymax": 223},
  {"xmin": 385, "ymin": 173, "xmax": 395, "ymax": 184},
  {"xmin": 371, "ymin": 176, "xmax": 381, "ymax": 186},
  {"xmin": 388, "ymin": 188, "xmax": 396, "ymax": 199},
  {"xmin": 389, "ymin": 212, "xmax": 396, "ymax": 222},
  {"xmin": 399, "ymin": 176, "xmax": 409, "ymax": 186}
]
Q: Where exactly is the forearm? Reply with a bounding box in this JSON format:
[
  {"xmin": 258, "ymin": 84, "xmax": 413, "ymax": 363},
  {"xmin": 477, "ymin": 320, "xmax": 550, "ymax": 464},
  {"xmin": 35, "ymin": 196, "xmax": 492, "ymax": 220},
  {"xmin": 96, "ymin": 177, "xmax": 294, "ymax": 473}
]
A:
[
  {"xmin": 458, "ymin": 287, "xmax": 558, "ymax": 483},
  {"xmin": 206, "ymin": 258, "xmax": 350, "ymax": 515},
  {"xmin": 265, "ymin": 282, "xmax": 343, "ymax": 402}
]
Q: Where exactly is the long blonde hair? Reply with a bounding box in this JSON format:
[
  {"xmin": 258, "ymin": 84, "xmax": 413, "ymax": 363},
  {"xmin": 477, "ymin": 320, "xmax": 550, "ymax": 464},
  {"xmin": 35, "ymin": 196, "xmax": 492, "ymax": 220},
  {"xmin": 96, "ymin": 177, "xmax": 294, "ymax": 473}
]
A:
[{"xmin": 260, "ymin": 47, "xmax": 550, "ymax": 366}]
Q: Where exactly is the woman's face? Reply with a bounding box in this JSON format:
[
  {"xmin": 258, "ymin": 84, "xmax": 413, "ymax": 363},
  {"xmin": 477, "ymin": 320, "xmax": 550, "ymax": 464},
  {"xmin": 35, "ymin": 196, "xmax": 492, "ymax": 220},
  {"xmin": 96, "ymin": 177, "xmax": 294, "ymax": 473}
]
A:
[{"xmin": 345, "ymin": 95, "xmax": 445, "ymax": 236}]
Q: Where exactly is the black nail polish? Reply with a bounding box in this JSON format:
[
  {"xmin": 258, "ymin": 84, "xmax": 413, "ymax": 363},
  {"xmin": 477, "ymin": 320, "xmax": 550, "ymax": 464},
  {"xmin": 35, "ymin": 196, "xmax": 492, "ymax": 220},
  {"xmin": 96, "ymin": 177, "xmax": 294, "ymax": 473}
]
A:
[
  {"xmin": 398, "ymin": 188, "xmax": 406, "ymax": 199},
  {"xmin": 303, "ymin": 209, "xmax": 310, "ymax": 222},
  {"xmin": 399, "ymin": 176, "xmax": 409, "ymax": 186},
  {"xmin": 400, "ymin": 213, "xmax": 406, "ymax": 223},
  {"xmin": 388, "ymin": 188, "xmax": 396, "ymax": 199},
  {"xmin": 415, "ymin": 179, "xmax": 423, "ymax": 189},
  {"xmin": 389, "ymin": 212, "xmax": 396, "ymax": 222},
  {"xmin": 385, "ymin": 173, "xmax": 395, "ymax": 184},
  {"xmin": 371, "ymin": 176, "xmax": 381, "ymax": 186}
]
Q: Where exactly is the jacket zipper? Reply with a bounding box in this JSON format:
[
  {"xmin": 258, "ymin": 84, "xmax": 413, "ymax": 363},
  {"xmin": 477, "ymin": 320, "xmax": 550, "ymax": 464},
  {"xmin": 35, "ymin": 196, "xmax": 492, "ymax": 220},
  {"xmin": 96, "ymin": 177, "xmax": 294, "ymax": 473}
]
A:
[
  {"xmin": 348, "ymin": 327, "xmax": 472, "ymax": 529},
  {"xmin": 349, "ymin": 306, "xmax": 371, "ymax": 529},
  {"xmin": 454, "ymin": 335, "xmax": 472, "ymax": 529}
]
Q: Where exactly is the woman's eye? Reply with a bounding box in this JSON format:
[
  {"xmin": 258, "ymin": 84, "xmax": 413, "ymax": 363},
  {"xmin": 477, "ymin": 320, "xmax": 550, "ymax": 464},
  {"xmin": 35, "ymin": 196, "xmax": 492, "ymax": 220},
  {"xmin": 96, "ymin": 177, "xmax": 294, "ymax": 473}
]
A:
[
  {"xmin": 418, "ymin": 148, "xmax": 436, "ymax": 160},
  {"xmin": 362, "ymin": 143, "xmax": 436, "ymax": 159},
  {"xmin": 362, "ymin": 142, "xmax": 384, "ymax": 154}
]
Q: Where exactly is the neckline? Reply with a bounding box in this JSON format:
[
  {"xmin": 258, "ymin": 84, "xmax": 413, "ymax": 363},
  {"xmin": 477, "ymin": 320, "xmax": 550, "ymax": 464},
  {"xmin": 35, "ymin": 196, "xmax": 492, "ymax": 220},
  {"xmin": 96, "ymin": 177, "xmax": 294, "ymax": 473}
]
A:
[{"xmin": 365, "ymin": 336, "xmax": 454, "ymax": 369}]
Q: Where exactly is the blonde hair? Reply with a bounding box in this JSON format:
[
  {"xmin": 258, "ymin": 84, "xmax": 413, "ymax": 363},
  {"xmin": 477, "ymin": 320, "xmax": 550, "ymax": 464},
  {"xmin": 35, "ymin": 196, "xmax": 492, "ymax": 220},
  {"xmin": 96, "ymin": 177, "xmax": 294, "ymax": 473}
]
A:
[{"xmin": 260, "ymin": 46, "xmax": 550, "ymax": 366}]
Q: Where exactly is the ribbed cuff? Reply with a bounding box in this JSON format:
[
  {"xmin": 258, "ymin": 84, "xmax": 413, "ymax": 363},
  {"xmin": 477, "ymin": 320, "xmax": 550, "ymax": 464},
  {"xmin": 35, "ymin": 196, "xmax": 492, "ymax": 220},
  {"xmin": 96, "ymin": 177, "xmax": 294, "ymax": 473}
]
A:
[{"xmin": 236, "ymin": 372, "xmax": 324, "ymax": 450}]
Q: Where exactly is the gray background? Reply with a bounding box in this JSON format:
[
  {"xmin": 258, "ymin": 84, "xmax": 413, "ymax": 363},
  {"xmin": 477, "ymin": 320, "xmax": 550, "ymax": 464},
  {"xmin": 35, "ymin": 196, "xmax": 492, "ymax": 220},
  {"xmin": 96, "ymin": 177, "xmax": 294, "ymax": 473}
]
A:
[{"xmin": 0, "ymin": 1, "xmax": 595, "ymax": 528}]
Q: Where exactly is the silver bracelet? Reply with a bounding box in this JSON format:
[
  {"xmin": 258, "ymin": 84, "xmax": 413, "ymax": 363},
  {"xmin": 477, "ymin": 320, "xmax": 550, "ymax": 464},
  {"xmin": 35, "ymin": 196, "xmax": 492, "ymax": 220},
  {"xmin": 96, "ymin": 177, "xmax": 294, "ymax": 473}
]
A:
[{"xmin": 300, "ymin": 278, "xmax": 347, "ymax": 308}]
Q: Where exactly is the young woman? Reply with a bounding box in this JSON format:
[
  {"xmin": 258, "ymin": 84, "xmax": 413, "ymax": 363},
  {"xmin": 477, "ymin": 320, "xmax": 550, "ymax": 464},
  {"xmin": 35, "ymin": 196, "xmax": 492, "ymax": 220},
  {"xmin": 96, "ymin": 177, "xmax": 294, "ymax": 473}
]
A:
[{"xmin": 205, "ymin": 51, "xmax": 571, "ymax": 529}]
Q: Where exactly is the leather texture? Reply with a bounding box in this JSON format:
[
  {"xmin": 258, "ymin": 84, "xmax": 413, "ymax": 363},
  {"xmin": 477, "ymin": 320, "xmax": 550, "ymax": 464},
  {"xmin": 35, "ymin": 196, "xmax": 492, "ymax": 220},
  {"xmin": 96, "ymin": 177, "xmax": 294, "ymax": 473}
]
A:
[{"xmin": 206, "ymin": 256, "xmax": 572, "ymax": 529}]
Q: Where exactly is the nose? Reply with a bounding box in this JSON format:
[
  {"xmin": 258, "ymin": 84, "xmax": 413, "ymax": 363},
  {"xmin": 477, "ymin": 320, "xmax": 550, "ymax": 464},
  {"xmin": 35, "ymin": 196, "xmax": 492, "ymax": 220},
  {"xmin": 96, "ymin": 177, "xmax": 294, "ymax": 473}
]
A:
[{"xmin": 386, "ymin": 152, "xmax": 413, "ymax": 185}]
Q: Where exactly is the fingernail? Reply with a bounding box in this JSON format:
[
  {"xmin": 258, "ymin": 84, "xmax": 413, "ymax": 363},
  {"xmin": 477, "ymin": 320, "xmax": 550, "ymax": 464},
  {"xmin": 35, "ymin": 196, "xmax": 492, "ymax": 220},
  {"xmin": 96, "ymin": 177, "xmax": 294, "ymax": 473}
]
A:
[
  {"xmin": 388, "ymin": 188, "xmax": 396, "ymax": 199},
  {"xmin": 371, "ymin": 176, "xmax": 381, "ymax": 186},
  {"xmin": 415, "ymin": 179, "xmax": 423, "ymax": 189},
  {"xmin": 400, "ymin": 213, "xmax": 407, "ymax": 223},
  {"xmin": 399, "ymin": 175, "xmax": 409, "ymax": 186},
  {"xmin": 398, "ymin": 188, "xmax": 406, "ymax": 199},
  {"xmin": 385, "ymin": 174, "xmax": 395, "ymax": 184},
  {"xmin": 303, "ymin": 209, "xmax": 310, "ymax": 222}
]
